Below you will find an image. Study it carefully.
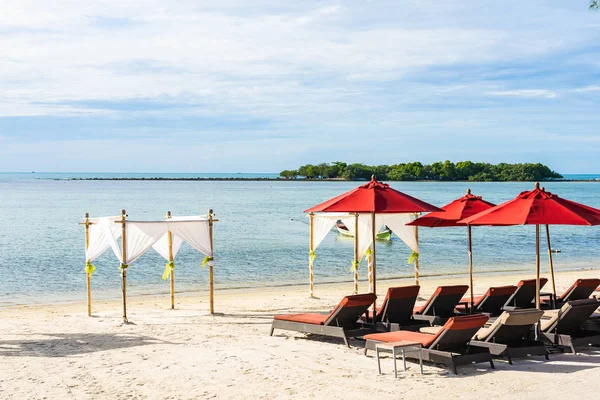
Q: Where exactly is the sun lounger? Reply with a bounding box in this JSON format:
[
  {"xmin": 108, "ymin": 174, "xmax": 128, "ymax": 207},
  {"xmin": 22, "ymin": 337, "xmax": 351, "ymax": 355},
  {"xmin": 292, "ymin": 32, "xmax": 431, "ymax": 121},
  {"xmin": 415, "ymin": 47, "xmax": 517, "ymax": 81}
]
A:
[
  {"xmin": 412, "ymin": 285, "xmax": 469, "ymax": 325},
  {"xmin": 540, "ymin": 298, "xmax": 600, "ymax": 353},
  {"xmin": 270, "ymin": 293, "xmax": 377, "ymax": 347},
  {"xmin": 503, "ymin": 278, "xmax": 548, "ymax": 309},
  {"xmin": 455, "ymin": 285, "xmax": 517, "ymax": 316},
  {"xmin": 364, "ymin": 314, "xmax": 493, "ymax": 374},
  {"xmin": 469, "ymin": 309, "xmax": 548, "ymax": 363},
  {"xmin": 362, "ymin": 285, "xmax": 428, "ymax": 331},
  {"xmin": 542, "ymin": 279, "xmax": 600, "ymax": 308}
]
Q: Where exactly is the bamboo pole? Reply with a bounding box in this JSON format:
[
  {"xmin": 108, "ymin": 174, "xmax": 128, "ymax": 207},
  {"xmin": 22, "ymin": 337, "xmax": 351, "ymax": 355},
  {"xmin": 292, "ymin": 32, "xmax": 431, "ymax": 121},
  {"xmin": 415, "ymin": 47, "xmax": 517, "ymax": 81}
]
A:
[
  {"xmin": 167, "ymin": 211, "xmax": 175, "ymax": 310},
  {"xmin": 545, "ymin": 224, "xmax": 557, "ymax": 300},
  {"xmin": 368, "ymin": 244, "xmax": 374, "ymax": 294},
  {"xmin": 535, "ymin": 224, "xmax": 541, "ymax": 310},
  {"xmin": 84, "ymin": 213, "xmax": 92, "ymax": 317},
  {"xmin": 468, "ymin": 225, "xmax": 474, "ymax": 313},
  {"xmin": 309, "ymin": 213, "xmax": 315, "ymax": 297},
  {"xmin": 208, "ymin": 209, "xmax": 215, "ymax": 315},
  {"xmin": 371, "ymin": 211, "xmax": 377, "ymax": 319},
  {"xmin": 353, "ymin": 213, "xmax": 359, "ymax": 295},
  {"xmin": 120, "ymin": 209, "xmax": 128, "ymax": 323},
  {"xmin": 414, "ymin": 223, "xmax": 420, "ymax": 286}
]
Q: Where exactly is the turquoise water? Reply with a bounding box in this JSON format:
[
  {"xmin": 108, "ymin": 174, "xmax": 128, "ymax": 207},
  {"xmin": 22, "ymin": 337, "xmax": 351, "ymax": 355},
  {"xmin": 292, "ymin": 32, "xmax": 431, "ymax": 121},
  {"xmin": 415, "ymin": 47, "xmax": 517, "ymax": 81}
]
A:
[{"xmin": 0, "ymin": 173, "xmax": 599, "ymax": 305}]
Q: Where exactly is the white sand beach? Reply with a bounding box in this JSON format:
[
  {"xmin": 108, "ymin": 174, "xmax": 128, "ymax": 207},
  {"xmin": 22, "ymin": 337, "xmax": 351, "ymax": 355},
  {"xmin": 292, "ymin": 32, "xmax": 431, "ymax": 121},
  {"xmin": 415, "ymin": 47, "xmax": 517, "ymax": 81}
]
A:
[{"xmin": 1, "ymin": 269, "xmax": 599, "ymax": 400}]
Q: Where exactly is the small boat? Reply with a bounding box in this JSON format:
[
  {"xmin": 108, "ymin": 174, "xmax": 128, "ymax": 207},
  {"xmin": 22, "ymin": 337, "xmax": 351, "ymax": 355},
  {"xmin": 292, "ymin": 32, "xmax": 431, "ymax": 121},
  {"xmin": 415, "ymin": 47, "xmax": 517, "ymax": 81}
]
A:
[{"xmin": 335, "ymin": 221, "xmax": 392, "ymax": 241}]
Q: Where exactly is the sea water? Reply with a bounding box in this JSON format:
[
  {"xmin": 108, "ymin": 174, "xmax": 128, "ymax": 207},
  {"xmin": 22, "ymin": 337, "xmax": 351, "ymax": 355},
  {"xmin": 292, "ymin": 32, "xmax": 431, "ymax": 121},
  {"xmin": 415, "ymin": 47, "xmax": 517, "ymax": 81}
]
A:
[{"xmin": 0, "ymin": 173, "xmax": 598, "ymax": 305}]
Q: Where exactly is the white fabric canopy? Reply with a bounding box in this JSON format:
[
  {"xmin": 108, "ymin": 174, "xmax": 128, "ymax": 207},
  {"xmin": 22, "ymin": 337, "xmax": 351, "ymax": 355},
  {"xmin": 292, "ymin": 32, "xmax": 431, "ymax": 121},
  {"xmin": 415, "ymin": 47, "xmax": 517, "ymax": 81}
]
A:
[
  {"xmin": 85, "ymin": 216, "xmax": 122, "ymax": 262},
  {"xmin": 152, "ymin": 233, "xmax": 184, "ymax": 261},
  {"xmin": 379, "ymin": 213, "xmax": 419, "ymax": 253},
  {"xmin": 311, "ymin": 213, "xmax": 351, "ymax": 251},
  {"xmin": 103, "ymin": 218, "xmax": 213, "ymax": 266}
]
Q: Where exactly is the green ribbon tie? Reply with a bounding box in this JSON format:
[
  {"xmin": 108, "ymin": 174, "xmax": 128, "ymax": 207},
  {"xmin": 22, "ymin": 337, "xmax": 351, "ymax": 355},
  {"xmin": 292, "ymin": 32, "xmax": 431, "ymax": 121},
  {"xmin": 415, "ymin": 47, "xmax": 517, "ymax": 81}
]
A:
[
  {"xmin": 162, "ymin": 261, "xmax": 175, "ymax": 280},
  {"xmin": 364, "ymin": 248, "xmax": 373, "ymax": 261},
  {"xmin": 84, "ymin": 261, "xmax": 96, "ymax": 276},
  {"xmin": 119, "ymin": 263, "xmax": 129, "ymax": 276},
  {"xmin": 350, "ymin": 260, "xmax": 359, "ymax": 272},
  {"xmin": 407, "ymin": 251, "xmax": 419, "ymax": 265},
  {"xmin": 201, "ymin": 256, "xmax": 214, "ymax": 268},
  {"xmin": 309, "ymin": 250, "xmax": 316, "ymax": 263}
]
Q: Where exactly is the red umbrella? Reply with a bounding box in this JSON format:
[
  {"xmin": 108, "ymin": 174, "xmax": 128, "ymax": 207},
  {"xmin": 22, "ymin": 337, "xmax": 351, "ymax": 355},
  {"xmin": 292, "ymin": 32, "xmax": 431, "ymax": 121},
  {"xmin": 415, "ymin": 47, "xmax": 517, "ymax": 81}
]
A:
[
  {"xmin": 305, "ymin": 176, "xmax": 442, "ymax": 317},
  {"xmin": 408, "ymin": 189, "xmax": 496, "ymax": 310},
  {"xmin": 461, "ymin": 182, "xmax": 600, "ymax": 308}
]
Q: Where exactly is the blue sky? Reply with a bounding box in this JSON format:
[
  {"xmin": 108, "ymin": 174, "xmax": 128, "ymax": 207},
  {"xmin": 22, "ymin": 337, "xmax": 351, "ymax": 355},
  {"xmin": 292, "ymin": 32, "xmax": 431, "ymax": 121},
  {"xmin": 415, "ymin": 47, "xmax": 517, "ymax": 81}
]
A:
[{"xmin": 1, "ymin": 0, "xmax": 599, "ymax": 173}]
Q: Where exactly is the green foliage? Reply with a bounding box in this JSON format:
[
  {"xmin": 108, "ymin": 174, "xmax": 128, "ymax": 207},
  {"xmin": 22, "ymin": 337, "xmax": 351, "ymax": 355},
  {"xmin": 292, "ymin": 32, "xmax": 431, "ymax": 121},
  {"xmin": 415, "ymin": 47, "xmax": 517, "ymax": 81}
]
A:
[
  {"xmin": 284, "ymin": 161, "xmax": 563, "ymax": 181},
  {"xmin": 591, "ymin": 1, "xmax": 599, "ymax": 10}
]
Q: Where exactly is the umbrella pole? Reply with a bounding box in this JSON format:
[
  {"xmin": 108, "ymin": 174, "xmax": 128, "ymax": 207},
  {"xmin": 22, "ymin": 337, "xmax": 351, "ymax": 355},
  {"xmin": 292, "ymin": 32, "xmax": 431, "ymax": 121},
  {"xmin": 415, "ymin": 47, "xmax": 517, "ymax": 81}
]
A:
[
  {"xmin": 468, "ymin": 225, "xmax": 474, "ymax": 314},
  {"xmin": 535, "ymin": 224, "xmax": 541, "ymax": 310},
  {"xmin": 120, "ymin": 209, "xmax": 128, "ymax": 324},
  {"xmin": 371, "ymin": 211, "xmax": 377, "ymax": 320},
  {"xmin": 309, "ymin": 213, "xmax": 315, "ymax": 297},
  {"xmin": 167, "ymin": 211, "xmax": 175, "ymax": 310},
  {"xmin": 84, "ymin": 213, "xmax": 92, "ymax": 317},
  {"xmin": 208, "ymin": 209, "xmax": 215, "ymax": 315},
  {"xmin": 545, "ymin": 224, "xmax": 557, "ymax": 306},
  {"xmin": 353, "ymin": 213, "xmax": 359, "ymax": 295},
  {"xmin": 414, "ymin": 224, "xmax": 419, "ymax": 285}
]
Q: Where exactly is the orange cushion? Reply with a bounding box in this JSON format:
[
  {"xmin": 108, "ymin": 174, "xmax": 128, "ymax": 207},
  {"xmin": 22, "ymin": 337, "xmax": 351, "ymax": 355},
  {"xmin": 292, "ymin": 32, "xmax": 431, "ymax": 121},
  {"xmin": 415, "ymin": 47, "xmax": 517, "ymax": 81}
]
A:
[
  {"xmin": 274, "ymin": 313, "xmax": 328, "ymax": 325},
  {"xmin": 444, "ymin": 314, "xmax": 488, "ymax": 331},
  {"xmin": 364, "ymin": 330, "xmax": 437, "ymax": 347}
]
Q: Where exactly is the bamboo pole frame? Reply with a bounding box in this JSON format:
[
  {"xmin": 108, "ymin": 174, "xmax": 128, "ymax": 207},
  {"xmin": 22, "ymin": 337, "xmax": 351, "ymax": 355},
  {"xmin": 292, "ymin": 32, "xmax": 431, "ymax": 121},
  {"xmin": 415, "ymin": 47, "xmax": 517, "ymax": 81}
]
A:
[
  {"xmin": 208, "ymin": 209, "xmax": 215, "ymax": 315},
  {"xmin": 308, "ymin": 213, "xmax": 315, "ymax": 297},
  {"xmin": 167, "ymin": 211, "xmax": 175, "ymax": 309},
  {"xmin": 414, "ymin": 222, "xmax": 420, "ymax": 286},
  {"xmin": 120, "ymin": 209, "xmax": 128, "ymax": 323},
  {"xmin": 84, "ymin": 213, "xmax": 92, "ymax": 317},
  {"xmin": 353, "ymin": 213, "xmax": 359, "ymax": 294}
]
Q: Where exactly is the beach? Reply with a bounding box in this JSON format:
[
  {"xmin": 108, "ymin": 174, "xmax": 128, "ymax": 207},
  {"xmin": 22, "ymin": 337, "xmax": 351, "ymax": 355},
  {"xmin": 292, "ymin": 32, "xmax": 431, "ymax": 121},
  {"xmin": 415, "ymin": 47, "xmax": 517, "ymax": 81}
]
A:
[{"xmin": 1, "ymin": 268, "xmax": 599, "ymax": 400}]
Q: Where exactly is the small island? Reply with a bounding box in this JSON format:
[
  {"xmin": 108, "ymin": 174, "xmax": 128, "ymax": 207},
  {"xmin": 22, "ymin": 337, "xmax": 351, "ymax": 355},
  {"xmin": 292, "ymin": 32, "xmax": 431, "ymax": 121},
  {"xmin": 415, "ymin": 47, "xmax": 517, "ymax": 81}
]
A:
[{"xmin": 280, "ymin": 161, "xmax": 563, "ymax": 181}]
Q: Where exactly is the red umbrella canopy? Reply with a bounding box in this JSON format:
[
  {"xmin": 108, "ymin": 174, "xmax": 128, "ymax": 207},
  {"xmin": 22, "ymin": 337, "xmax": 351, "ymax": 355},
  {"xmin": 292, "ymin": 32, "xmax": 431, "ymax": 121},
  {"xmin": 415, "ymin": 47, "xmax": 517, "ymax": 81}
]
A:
[
  {"xmin": 460, "ymin": 183, "xmax": 600, "ymax": 226},
  {"xmin": 408, "ymin": 189, "xmax": 496, "ymax": 227},
  {"xmin": 304, "ymin": 176, "xmax": 443, "ymax": 213}
]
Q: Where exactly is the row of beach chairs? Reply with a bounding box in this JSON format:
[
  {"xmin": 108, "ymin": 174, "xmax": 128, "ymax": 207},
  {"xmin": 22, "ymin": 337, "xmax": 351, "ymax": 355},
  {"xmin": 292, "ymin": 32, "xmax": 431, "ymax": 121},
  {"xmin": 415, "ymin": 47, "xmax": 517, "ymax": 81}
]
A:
[{"xmin": 270, "ymin": 278, "xmax": 600, "ymax": 374}]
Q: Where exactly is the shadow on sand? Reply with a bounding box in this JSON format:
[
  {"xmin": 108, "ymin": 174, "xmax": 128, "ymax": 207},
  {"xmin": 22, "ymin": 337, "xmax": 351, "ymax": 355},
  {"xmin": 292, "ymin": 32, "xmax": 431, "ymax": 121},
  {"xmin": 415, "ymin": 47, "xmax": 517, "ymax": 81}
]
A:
[{"xmin": 0, "ymin": 333, "xmax": 167, "ymax": 357}]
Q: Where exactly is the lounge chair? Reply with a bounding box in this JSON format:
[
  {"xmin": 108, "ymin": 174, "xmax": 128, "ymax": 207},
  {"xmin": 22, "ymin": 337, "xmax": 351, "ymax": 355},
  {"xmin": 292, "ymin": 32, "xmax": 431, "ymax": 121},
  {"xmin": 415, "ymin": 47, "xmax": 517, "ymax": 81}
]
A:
[
  {"xmin": 540, "ymin": 298, "xmax": 600, "ymax": 353},
  {"xmin": 413, "ymin": 285, "xmax": 469, "ymax": 325},
  {"xmin": 364, "ymin": 285, "xmax": 428, "ymax": 330},
  {"xmin": 469, "ymin": 309, "xmax": 548, "ymax": 364},
  {"xmin": 270, "ymin": 293, "xmax": 377, "ymax": 347},
  {"xmin": 364, "ymin": 314, "xmax": 493, "ymax": 374},
  {"xmin": 455, "ymin": 285, "xmax": 517, "ymax": 316},
  {"xmin": 504, "ymin": 278, "xmax": 548, "ymax": 309},
  {"xmin": 542, "ymin": 278, "xmax": 600, "ymax": 308}
]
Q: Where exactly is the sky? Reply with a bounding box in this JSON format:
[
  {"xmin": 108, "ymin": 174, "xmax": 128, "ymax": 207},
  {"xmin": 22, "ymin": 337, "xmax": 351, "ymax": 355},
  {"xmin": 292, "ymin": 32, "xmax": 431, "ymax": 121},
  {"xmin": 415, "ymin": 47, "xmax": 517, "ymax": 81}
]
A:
[{"xmin": 1, "ymin": 0, "xmax": 599, "ymax": 173}]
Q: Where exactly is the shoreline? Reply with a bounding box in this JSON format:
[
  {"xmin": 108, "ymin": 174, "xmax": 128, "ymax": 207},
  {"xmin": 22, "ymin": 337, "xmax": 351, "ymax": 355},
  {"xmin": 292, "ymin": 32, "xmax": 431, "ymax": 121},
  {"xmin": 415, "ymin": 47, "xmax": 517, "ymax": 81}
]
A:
[
  {"xmin": 56, "ymin": 177, "xmax": 600, "ymax": 182},
  {"xmin": 3, "ymin": 265, "xmax": 598, "ymax": 311}
]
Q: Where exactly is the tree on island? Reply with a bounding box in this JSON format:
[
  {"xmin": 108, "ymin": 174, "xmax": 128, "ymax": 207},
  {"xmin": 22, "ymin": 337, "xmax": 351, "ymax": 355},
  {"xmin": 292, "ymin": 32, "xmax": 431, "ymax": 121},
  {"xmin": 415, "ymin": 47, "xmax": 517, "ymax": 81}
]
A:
[{"xmin": 280, "ymin": 161, "xmax": 563, "ymax": 182}]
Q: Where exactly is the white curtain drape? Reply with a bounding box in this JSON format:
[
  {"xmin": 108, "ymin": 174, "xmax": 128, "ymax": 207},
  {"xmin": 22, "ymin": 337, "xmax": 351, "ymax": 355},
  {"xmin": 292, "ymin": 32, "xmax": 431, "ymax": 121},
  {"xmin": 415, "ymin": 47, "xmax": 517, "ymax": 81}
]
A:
[
  {"xmin": 311, "ymin": 213, "xmax": 349, "ymax": 250},
  {"xmin": 152, "ymin": 233, "xmax": 184, "ymax": 261},
  {"xmin": 125, "ymin": 222, "xmax": 169, "ymax": 264},
  {"xmin": 380, "ymin": 213, "xmax": 419, "ymax": 253},
  {"xmin": 85, "ymin": 216, "xmax": 122, "ymax": 262},
  {"xmin": 167, "ymin": 220, "xmax": 213, "ymax": 265}
]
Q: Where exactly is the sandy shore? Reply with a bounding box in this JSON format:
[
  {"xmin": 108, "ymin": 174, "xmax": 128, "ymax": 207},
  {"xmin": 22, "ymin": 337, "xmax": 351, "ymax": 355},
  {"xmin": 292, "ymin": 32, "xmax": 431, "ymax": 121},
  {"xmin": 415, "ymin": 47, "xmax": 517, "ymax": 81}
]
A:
[{"xmin": 1, "ymin": 268, "xmax": 599, "ymax": 400}]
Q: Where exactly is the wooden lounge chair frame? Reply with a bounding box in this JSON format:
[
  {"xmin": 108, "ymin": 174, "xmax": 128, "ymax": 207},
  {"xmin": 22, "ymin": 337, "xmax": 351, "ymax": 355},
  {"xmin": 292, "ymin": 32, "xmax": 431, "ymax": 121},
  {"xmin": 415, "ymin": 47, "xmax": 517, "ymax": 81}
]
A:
[
  {"xmin": 364, "ymin": 315, "xmax": 494, "ymax": 375},
  {"xmin": 413, "ymin": 285, "xmax": 469, "ymax": 325},
  {"xmin": 373, "ymin": 286, "xmax": 428, "ymax": 331},
  {"xmin": 541, "ymin": 298, "xmax": 600, "ymax": 353},
  {"xmin": 270, "ymin": 293, "xmax": 377, "ymax": 347},
  {"xmin": 457, "ymin": 285, "xmax": 517, "ymax": 316},
  {"xmin": 504, "ymin": 278, "xmax": 548, "ymax": 309},
  {"xmin": 469, "ymin": 309, "xmax": 548, "ymax": 364},
  {"xmin": 550, "ymin": 279, "xmax": 600, "ymax": 307}
]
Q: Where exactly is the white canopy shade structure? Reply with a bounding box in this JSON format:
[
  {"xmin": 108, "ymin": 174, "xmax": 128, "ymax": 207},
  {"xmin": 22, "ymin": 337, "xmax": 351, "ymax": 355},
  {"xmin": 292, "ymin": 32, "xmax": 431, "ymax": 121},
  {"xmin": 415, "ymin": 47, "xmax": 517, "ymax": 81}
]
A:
[
  {"xmin": 82, "ymin": 209, "xmax": 217, "ymax": 323},
  {"xmin": 308, "ymin": 212, "xmax": 419, "ymax": 297}
]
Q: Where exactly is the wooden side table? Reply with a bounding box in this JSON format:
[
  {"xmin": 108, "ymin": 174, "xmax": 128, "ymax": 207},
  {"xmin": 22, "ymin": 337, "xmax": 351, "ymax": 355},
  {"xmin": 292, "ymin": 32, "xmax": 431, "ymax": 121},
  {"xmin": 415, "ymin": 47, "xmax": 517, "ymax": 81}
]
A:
[{"xmin": 375, "ymin": 340, "xmax": 423, "ymax": 377}]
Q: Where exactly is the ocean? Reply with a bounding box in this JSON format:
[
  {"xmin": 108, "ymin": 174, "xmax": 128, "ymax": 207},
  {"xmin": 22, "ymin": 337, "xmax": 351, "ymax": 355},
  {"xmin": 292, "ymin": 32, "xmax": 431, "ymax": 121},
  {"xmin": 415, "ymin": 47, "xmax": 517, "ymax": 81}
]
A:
[{"xmin": 0, "ymin": 172, "xmax": 599, "ymax": 305}]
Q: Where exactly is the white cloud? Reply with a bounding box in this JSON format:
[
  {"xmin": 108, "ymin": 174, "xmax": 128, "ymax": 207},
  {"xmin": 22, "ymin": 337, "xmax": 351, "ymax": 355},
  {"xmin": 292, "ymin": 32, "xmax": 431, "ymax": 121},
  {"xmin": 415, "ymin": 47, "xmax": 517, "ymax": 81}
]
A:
[{"xmin": 486, "ymin": 90, "xmax": 557, "ymax": 99}]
